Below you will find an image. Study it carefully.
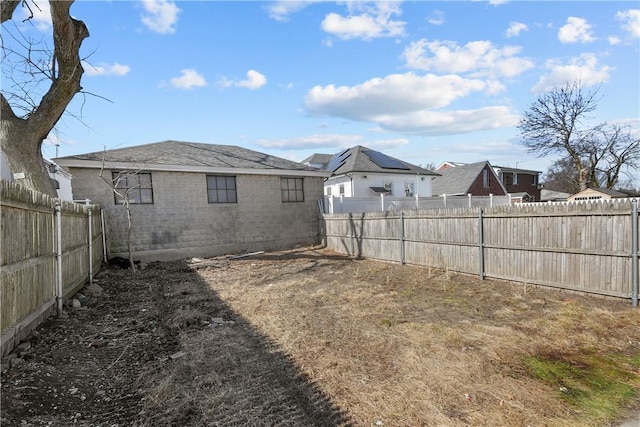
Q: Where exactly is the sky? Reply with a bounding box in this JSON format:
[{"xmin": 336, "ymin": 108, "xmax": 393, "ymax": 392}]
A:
[{"xmin": 3, "ymin": 0, "xmax": 640, "ymax": 176}]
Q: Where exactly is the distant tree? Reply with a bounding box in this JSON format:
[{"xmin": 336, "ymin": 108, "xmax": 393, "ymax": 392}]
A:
[
  {"xmin": 420, "ymin": 162, "xmax": 437, "ymax": 171},
  {"xmin": 542, "ymin": 157, "xmax": 580, "ymax": 194},
  {"xmin": 1, "ymin": 0, "xmax": 89, "ymax": 196},
  {"xmin": 518, "ymin": 80, "xmax": 640, "ymax": 191}
]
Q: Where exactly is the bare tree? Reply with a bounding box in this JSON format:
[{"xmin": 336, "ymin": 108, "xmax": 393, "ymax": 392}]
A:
[
  {"xmin": 99, "ymin": 161, "xmax": 140, "ymax": 272},
  {"xmin": 590, "ymin": 124, "xmax": 640, "ymax": 189},
  {"xmin": 1, "ymin": 0, "xmax": 89, "ymax": 196},
  {"xmin": 518, "ymin": 80, "xmax": 601, "ymax": 191},
  {"xmin": 542, "ymin": 157, "xmax": 580, "ymax": 194}
]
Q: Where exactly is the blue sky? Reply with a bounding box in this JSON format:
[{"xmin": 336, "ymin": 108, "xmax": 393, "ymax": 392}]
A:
[{"xmin": 5, "ymin": 0, "xmax": 640, "ymax": 175}]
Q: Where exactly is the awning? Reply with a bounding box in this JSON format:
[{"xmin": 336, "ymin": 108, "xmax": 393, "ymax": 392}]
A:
[{"xmin": 370, "ymin": 186, "xmax": 390, "ymax": 194}]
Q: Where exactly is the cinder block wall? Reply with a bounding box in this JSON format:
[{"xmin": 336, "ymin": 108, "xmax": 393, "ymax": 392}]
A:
[{"xmin": 69, "ymin": 168, "xmax": 324, "ymax": 261}]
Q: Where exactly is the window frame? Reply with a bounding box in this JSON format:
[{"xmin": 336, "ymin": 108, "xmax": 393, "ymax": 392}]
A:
[
  {"xmin": 111, "ymin": 171, "xmax": 154, "ymax": 205},
  {"xmin": 206, "ymin": 175, "xmax": 238, "ymax": 204},
  {"xmin": 281, "ymin": 177, "xmax": 305, "ymax": 203},
  {"xmin": 482, "ymin": 169, "xmax": 490, "ymax": 188}
]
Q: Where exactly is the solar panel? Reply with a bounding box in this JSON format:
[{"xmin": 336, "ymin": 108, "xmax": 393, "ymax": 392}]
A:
[
  {"xmin": 363, "ymin": 149, "xmax": 410, "ymax": 170},
  {"xmin": 326, "ymin": 149, "xmax": 351, "ymax": 172}
]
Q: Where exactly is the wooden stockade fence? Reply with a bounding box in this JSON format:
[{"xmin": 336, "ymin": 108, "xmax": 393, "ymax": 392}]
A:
[
  {"xmin": 321, "ymin": 198, "xmax": 640, "ymax": 304},
  {"xmin": 1, "ymin": 180, "xmax": 104, "ymax": 355}
]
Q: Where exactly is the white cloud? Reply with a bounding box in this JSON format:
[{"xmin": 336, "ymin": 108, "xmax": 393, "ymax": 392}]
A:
[
  {"xmin": 170, "ymin": 69, "xmax": 207, "ymax": 90},
  {"xmin": 558, "ymin": 17, "xmax": 595, "ymax": 44},
  {"xmin": 140, "ymin": 0, "xmax": 181, "ymax": 34},
  {"xmin": 218, "ymin": 70, "xmax": 267, "ymax": 90},
  {"xmin": 266, "ymin": 1, "xmax": 317, "ymax": 22},
  {"xmin": 616, "ymin": 9, "xmax": 640, "ymax": 38},
  {"xmin": 369, "ymin": 138, "xmax": 410, "ymax": 150},
  {"xmin": 17, "ymin": 0, "xmax": 51, "ymax": 32},
  {"xmin": 427, "ymin": 10, "xmax": 445, "ymax": 26},
  {"xmin": 608, "ymin": 36, "xmax": 621, "ymax": 45},
  {"xmin": 304, "ymin": 73, "xmax": 517, "ymax": 135},
  {"xmin": 374, "ymin": 107, "xmax": 519, "ymax": 135},
  {"xmin": 237, "ymin": 70, "xmax": 267, "ymax": 89},
  {"xmin": 256, "ymin": 134, "xmax": 364, "ymax": 149},
  {"xmin": 321, "ymin": 2, "xmax": 406, "ymax": 41},
  {"xmin": 83, "ymin": 62, "xmax": 131, "ymax": 77},
  {"xmin": 531, "ymin": 53, "xmax": 613, "ymax": 93},
  {"xmin": 506, "ymin": 22, "xmax": 528, "ymax": 38},
  {"xmin": 402, "ymin": 39, "xmax": 534, "ymax": 79},
  {"xmin": 256, "ymin": 134, "xmax": 409, "ymax": 151}
]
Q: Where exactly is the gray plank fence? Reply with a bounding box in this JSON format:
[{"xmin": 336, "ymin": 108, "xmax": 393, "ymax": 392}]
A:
[
  {"xmin": 1, "ymin": 180, "xmax": 104, "ymax": 355},
  {"xmin": 320, "ymin": 198, "xmax": 639, "ymax": 304}
]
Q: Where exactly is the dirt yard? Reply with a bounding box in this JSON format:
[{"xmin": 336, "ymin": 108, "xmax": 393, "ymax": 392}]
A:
[{"xmin": 2, "ymin": 246, "xmax": 640, "ymax": 426}]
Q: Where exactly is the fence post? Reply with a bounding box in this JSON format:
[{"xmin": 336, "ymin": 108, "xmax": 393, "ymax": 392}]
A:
[
  {"xmin": 443, "ymin": 194, "xmax": 447, "ymax": 209},
  {"xmin": 415, "ymin": 194, "xmax": 419, "ymax": 210},
  {"xmin": 400, "ymin": 211, "xmax": 405, "ymax": 264},
  {"xmin": 380, "ymin": 194, "xmax": 384, "ymax": 212},
  {"xmin": 468, "ymin": 193, "xmax": 472, "ymax": 208},
  {"xmin": 490, "ymin": 193, "xmax": 493, "ymax": 207},
  {"xmin": 88, "ymin": 207, "xmax": 93, "ymax": 285},
  {"xmin": 478, "ymin": 208, "xmax": 485, "ymax": 280},
  {"xmin": 55, "ymin": 203, "xmax": 64, "ymax": 315},
  {"xmin": 632, "ymin": 198, "xmax": 638, "ymax": 307},
  {"xmin": 349, "ymin": 212, "xmax": 354, "ymax": 256}
]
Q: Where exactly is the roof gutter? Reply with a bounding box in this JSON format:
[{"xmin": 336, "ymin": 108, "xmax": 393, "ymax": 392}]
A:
[{"xmin": 54, "ymin": 159, "xmax": 332, "ymax": 178}]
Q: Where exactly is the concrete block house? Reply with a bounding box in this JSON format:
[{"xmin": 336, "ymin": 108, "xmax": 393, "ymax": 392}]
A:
[{"xmin": 55, "ymin": 140, "xmax": 330, "ymax": 262}]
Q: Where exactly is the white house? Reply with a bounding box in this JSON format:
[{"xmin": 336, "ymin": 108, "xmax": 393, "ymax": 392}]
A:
[
  {"xmin": 307, "ymin": 146, "xmax": 439, "ymax": 198},
  {"xmin": 1, "ymin": 150, "xmax": 73, "ymax": 201}
]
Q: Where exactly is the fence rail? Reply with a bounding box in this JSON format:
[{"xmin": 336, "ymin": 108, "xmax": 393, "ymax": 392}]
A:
[
  {"xmin": 1, "ymin": 181, "xmax": 104, "ymax": 355},
  {"xmin": 321, "ymin": 198, "xmax": 639, "ymax": 303}
]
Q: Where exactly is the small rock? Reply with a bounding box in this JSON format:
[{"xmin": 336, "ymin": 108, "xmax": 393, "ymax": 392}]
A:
[
  {"xmin": 169, "ymin": 351, "xmax": 186, "ymax": 360},
  {"xmin": 16, "ymin": 342, "xmax": 31, "ymax": 357},
  {"xmin": 58, "ymin": 311, "xmax": 69, "ymax": 319},
  {"xmin": 75, "ymin": 293, "xmax": 90, "ymax": 306},
  {"xmin": 84, "ymin": 283, "xmax": 103, "ymax": 297},
  {"xmin": 71, "ymin": 299, "xmax": 82, "ymax": 309},
  {"xmin": 9, "ymin": 357, "xmax": 24, "ymax": 368}
]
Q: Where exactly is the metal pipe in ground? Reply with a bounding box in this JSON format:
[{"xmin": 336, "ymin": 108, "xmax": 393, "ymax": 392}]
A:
[
  {"xmin": 632, "ymin": 198, "xmax": 638, "ymax": 307},
  {"xmin": 55, "ymin": 203, "xmax": 63, "ymax": 315}
]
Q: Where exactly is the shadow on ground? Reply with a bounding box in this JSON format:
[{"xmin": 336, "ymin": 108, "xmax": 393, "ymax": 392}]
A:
[{"xmin": 1, "ymin": 258, "xmax": 351, "ymax": 426}]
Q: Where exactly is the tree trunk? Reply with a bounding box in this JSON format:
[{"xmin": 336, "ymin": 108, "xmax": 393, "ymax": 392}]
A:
[
  {"xmin": 0, "ymin": 0, "xmax": 88, "ymax": 197},
  {"xmin": 0, "ymin": 116, "xmax": 57, "ymax": 196}
]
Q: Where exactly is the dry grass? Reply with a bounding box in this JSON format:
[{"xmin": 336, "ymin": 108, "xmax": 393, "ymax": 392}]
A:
[{"xmin": 199, "ymin": 246, "xmax": 640, "ymax": 427}]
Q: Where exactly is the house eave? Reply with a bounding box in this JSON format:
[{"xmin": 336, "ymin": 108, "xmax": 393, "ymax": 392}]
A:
[{"xmin": 55, "ymin": 159, "xmax": 333, "ymax": 178}]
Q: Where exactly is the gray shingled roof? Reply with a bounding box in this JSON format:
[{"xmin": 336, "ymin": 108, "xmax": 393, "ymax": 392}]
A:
[
  {"xmin": 327, "ymin": 146, "xmax": 437, "ymax": 176},
  {"xmin": 431, "ymin": 161, "xmax": 491, "ymax": 195},
  {"xmin": 301, "ymin": 153, "xmax": 333, "ymax": 168},
  {"xmin": 55, "ymin": 140, "xmax": 317, "ymax": 171}
]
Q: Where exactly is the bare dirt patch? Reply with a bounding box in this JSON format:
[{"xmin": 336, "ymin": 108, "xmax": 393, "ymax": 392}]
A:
[{"xmin": 2, "ymin": 245, "xmax": 639, "ymax": 426}]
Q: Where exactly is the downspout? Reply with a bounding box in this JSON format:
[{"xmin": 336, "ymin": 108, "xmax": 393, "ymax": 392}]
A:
[
  {"xmin": 348, "ymin": 173, "xmax": 354, "ymax": 197},
  {"xmin": 55, "ymin": 203, "xmax": 64, "ymax": 315}
]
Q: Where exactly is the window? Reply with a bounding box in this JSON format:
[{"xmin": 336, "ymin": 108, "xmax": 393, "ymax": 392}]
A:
[
  {"xmin": 112, "ymin": 171, "xmax": 153, "ymax": 204},
  {"xmin": 207, "ymin": 175, "xmax": 237, "ymax": 203},
  {"xmin": 281, "ymin": 177, "xmax": 304, "ymax": 202},
  {"xmin": 326, "ymin": 187, "xmax": 332, "ymax": 196},
  {"xmin": 532, "ymin": 174, "xmax": 538, "ymax": 186},
  {"xmin": 482, "ymin": 169, "xmax": 490, "ymax": 188},
  {"xmin": 513, "ymin": 173, "xmax": 518, "ymax": 185},
  {"xmin": 339, "ymin": 183, "xmax": 345, "ymax": 195}
]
